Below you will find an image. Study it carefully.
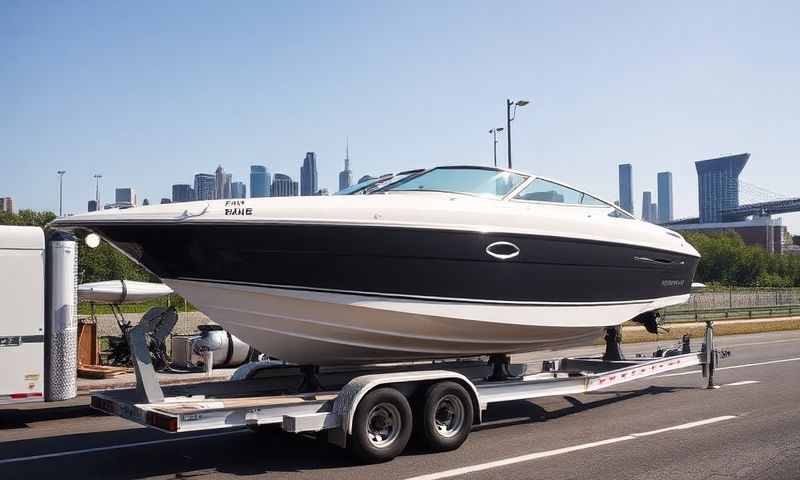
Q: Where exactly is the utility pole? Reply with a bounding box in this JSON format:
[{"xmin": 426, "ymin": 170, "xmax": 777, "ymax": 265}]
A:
[{"xmin": 57, "ymin": 170, "xmax": 66, "ymax": 216}]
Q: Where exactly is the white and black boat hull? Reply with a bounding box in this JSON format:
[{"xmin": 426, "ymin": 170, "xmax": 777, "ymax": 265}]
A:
[
  {"xmin": 164, "ymin": 278, "xmax": 689, "ymax": 365},
  {"xmin": 50, "ymin": 192, "xmax": 700, "ymax": 365}
]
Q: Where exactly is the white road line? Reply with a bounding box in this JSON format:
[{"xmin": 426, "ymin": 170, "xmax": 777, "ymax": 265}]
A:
[
  {"xmin": 404, "ymin": 416, "xmax": 736, "ymax": 480},
  {"xmin": 0, "ymin": 430, "xmax": 246, "ymax": 465},
  {"xmin": 724, "ymin": 380, "xmax": 760, "ymax": 386},
  {"xmin": 725, "ymin": 338, "xmax": 800, "ymax": 348},
  {"xmin": 656, "ymin": 356, "xmax": 800, "ymax": 378}
]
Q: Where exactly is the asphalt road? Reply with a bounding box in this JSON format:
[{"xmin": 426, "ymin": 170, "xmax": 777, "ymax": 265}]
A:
[{"xmin": 2, "ymin": 330, "xmax": 799, "ymax": 480}]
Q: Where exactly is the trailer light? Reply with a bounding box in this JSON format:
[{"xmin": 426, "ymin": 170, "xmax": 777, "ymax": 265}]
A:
[{"xmin": 147, "ymin": 412, "xmax": 178, "ymax": 432}]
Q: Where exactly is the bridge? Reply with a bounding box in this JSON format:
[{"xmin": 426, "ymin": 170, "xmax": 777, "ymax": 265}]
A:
[
  {"xmin": 721, "ymin": 179, "xmax": 800, "ymax": 221},
  {"xmin": 722, "ymin": 197, "xmax": 800, "ymax": 221}
]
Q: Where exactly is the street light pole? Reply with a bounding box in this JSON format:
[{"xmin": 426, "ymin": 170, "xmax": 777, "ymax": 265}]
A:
[
  {"xmin": 57, "ymin": 170, "xmax": 66, "ymax": 216},
  {"xmin": 506, "ymin": 99, "xmax": 512, "ymax": 169},
  {"xmin": 94, "ymin": 174, "xmax": 102, "ymax": 207},
  {"xmin": 505, "ymin": 98, "xmax": 530, "ymax": 169},
  {"xmin": 489, "ymin": 127, "xmax": 504, "ymax": 167}
]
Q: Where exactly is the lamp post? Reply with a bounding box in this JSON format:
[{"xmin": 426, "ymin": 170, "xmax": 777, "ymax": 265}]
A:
[
  {"xmin": 488, "ymin": 128, "xmax": 504, "ymax": 167},
  {"xmin": 93, "ymin": 174, "xmax": 102, "ymax": 207},
  {"xmin": 505, "ymin": 99, "xmax": 530, "ymax": 169},
  {"xmin": 57, "ymin": 170, "xmax": 66, "ymax": 216}
]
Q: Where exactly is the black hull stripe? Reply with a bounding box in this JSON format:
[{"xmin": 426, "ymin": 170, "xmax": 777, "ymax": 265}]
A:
[
  {"xmin": 89, "ymin": 223, "xmax": 698, "ymax": 303},
  {"xmin": 174, "ymin": 277, "xmax": 659, "ymax": 307},
  {"xmin": 61, "ymin": 218, "xmax": 697, "ymax": 259}
]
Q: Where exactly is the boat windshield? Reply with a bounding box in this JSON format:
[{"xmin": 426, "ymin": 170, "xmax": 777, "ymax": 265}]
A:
[
  {"xmin": 335, "ymin": 177, "xmax": 384, "ymax": 195},
  {"xmin": 336, "ymin": 170, "xmax": 425, "ymax": 195},
  {"xmin": 379, "ymin": 167, "xmax": 528, "ymax": 199}
]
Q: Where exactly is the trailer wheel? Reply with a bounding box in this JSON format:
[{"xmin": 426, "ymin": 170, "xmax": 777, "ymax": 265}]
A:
[
  {"xmin": 349, "ymin": 387, "xmax": 413, "ymax": 463},
  {"xmin": 418, "ymin": 381, "xmax": 473, "ymax": 452}
]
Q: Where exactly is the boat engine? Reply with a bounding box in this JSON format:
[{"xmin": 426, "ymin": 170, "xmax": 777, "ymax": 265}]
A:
[{"xmin": 171, "ymin": 325, "xmax": 256, "ymax": 368}]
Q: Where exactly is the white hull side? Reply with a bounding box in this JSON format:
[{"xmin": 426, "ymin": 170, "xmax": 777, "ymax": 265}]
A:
[{"xmin": 166, "ymin": 279, "xmax": 689, "ymax": 365}]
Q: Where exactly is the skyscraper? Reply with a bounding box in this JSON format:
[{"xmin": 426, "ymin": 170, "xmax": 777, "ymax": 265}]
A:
[
  {"xmin": 250, "ymin": 165, "xmax": 271, "ymax": 198},
  {"xmin": 650, "ymin": 203, "xmax": 658, "ymax": 223},
  {"xmin": 300, "ymin": 152, "xmax": 318, "ymax": 196},
  {"xmin": 338, "ymin": 140, "xmax": 353, "ymax": 192},
  {"xmin": 115, "ymin": 188, "xmax": 137, "ymax": 206},
  {"xmin": 215, "ymin": 165, "xmax": 225, "ymax": 200},
  {"xmin": 642, "ymin": 191, "xmax": 653, "ymax": 222},
  {"xmin": 657, "ymin": 171, "xmax": 673, "ymax": 223},
  {"xmin": 231, "ymin": 181, "xmax": 247, "ymax": 199},
  {"xmin": 272, "ymin": 173, "xmax": 298, "ymax": 197},
  {"xmin": 223, "ymin": 173, "xmax": 232, "ymax": 199},
  {"xmin": 194, "ymin": 173, "xmax": 216, "ymax": 201},
  {"xmin": 618, "ymin": 164, "xmax": 634, "ymax": 215},
  {"xmin": 87, "ymin": 200, "xmax": 97, "ymax": 212},
  {"xmin": 696, "ymin": 153, "xmax": 749, "ymax": 223},
  {"xmin": 172, "ymin": 184, "xmax": 194, "ymax": 203}
]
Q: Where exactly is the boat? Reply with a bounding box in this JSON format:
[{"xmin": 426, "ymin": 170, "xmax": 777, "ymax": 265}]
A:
[
  {"xmin": 49, "ymin": 165, "xmax": 700, "ymax": 365},
  {"xmin": 78, "ymin": 280, "xmax": 174, "ymax": 304}
]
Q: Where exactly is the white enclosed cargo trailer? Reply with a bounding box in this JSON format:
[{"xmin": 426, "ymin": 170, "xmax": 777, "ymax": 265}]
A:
[{"xmin": 0, "ymin": 226, "xmax": 78, "ymax": 404}]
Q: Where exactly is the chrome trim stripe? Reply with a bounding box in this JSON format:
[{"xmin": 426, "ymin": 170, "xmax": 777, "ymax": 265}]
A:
[{"xmin": 173, "ymin": 277, "xmax": 656, "ymax": 307}]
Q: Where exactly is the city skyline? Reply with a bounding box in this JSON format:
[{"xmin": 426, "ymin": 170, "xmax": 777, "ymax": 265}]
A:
[{"xmin": 3, "ymin": 3, "xmax": 799, "ymax": 231}]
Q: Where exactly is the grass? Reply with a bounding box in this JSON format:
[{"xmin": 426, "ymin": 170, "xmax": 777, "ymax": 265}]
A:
[{"xmin": 614, "ymin": 318, "xmax": 800, "ymax": 345}]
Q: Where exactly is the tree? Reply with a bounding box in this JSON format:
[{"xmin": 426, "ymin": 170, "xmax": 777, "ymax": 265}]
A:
[
  {"xmin": 0, "ymin": 209, "xmax": 156, "ymax": 283},
  {"xmin": 0, "ymin": 209, "xmax": 56, "ymax": 227},
  {"xmin": 683, "ymin": 231, "xmax": 800, "ymax": 287}
]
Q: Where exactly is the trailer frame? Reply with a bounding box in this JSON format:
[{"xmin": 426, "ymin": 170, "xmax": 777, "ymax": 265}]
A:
[{"xmin": 90, "ymin": 317, "xmax": 724, "ymax": 462}]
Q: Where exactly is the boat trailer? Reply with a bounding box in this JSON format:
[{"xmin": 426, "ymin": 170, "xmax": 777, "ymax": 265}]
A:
[{"xmin": 91, "ymin": 312, "xmax": 729, "ymax": 463}]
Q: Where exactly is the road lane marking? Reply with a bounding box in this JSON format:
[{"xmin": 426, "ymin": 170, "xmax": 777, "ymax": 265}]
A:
[
  {"xmin": 0, "ymin": 430, "xmax": 246, "ymax": 465},
  {"xmin": 656, "ymin": 356, "xmax": 800, "ymax": 378},
  {"xmin": 404, "ymin": 416, "xmax": 736, "ymax": 480},
  {"xmin": 725, "ymin": 338, "xmax": 800, "ymax": 348},
  {"xmin": 629, "ymin": 415, "xmax": 737, "ymax": 437},
  {"xmin": 724, "ymin": 380, "xmax": 760, "ymax": 386}
]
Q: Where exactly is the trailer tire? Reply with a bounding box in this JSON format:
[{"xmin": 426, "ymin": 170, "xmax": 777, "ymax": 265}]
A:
[
  {"xmin": 349, "ymin": 387, "xmax": 413, "ymax": 463},
  {"xmin": 418, "ymin": 381, "xmax": 473, "ymax": 452}
]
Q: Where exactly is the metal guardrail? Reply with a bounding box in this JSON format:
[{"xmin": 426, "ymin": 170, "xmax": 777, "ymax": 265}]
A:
[{"xmin": 659, "ymin": 304, "xmax": 800, "ymax": 323}]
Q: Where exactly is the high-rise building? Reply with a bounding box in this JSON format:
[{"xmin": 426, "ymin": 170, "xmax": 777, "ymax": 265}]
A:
[
  {"xmin": 115, "ymin": 188, "xmax": 137, "ymax": 206},
  {"xmin": 160, "ymin": 198, "xmax": 171, "ymax": 204},
  {"xmin": 172, "ymin": 184, "xmax": 194, "ymax": 203},
  {"xmin": 250, "ymin": 165, "xmax": 271, "ymax": 198},
  {"xmin": 657, "ymin": 171, "xmax": 673, "ymax": 223},
  {"xmin": 272, "ymin": 173, "xmax": 299, "ymax": 197},
  {"xmin": 696, "ymin": 153, "xmax": 749, "ymax": 223},
  {"xmin": 300, "ymin": 152, "xmax": 318, "ymax": 196},
  {"xmin": 338, "ymin": 140, "xmax": 353, "ymax": 192},
  {"xmin": 618, "ymin": 164, "xmax": 634, "ymax": 215},
  {"xmin": 1, "ymin": 197, "xmax": 13, "ymax": 214},
  {"xmin": 142, "ymin": 198, "xmax": 150, "ymax": 206},
  {"xmin": 650, "ymin": 203, "xmax": 658, "ymax": 223},
  {"xmin": 194, "ymin": 173, "xmax": 216, "ymax": 201},
  {"xmin": 87, "ymin": 200, "xmax": 97, "ymax": 212},
  {"xmin": 642, "ymin": 191, "xmax": 653, "ymax": 222},
  {"xmin": 223, "ymin": 173, "xmax": 232, "ymax": 199},
  {"xmin": 231, "ymin": 181, "xmax": 247, "ymax": 199},
  {"xmin": 215, "ymin": 165, "xmax": 225, "ymax": 200}
]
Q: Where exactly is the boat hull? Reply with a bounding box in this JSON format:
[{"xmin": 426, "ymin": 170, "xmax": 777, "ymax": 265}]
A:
[{"xmin": 165, "ymin": 278, "xmax": 689, "ymax": 365}]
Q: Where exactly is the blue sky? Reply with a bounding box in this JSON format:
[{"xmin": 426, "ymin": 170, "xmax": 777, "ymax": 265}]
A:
[{"xmin": 2, "ymin": 1, "xmax": 799, "ymax": 231}]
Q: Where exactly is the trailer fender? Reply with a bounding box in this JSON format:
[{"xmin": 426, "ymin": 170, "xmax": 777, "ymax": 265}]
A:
[{"xmin": 331, "ymin": 370, "xmax": 483, "ymax": 446}]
